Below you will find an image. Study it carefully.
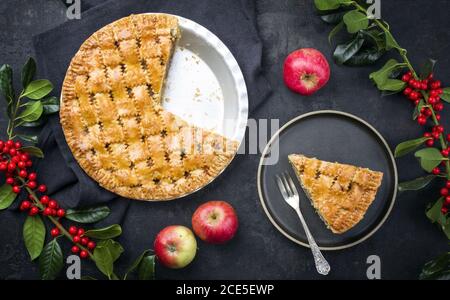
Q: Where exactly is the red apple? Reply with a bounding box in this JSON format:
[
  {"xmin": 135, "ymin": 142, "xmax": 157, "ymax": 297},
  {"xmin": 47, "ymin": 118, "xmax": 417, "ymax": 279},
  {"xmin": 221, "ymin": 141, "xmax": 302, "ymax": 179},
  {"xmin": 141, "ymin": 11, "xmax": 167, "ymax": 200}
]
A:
[
  {"xmin": 192, "ymin": 200, "xmax": 238, "ymax": 244},
  {"xmin": 154, "ymin": 225, "xmax": 197, "ymax": 269},
  {"xmin": 283, "ymin": 48, "xmax": 330, "ymax": 96}
]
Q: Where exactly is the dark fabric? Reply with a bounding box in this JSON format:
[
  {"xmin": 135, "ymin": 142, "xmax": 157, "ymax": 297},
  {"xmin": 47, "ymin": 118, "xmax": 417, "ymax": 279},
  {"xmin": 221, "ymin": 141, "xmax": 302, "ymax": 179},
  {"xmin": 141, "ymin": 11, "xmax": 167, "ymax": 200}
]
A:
[{"xmin": 32, "ymin": 0, "xmax": 271, "ymax": 277}]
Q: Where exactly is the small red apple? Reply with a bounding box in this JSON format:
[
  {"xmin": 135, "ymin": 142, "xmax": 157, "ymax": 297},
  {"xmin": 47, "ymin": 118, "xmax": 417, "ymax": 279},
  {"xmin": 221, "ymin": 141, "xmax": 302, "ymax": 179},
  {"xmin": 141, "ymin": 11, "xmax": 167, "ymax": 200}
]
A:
[
  {"xmin": 283, "ymin": 48, "xmax": 330, "ymax": 96},
  {"xmin": 192, "ymin": 201, "xmax": 238, "ymax": 244},
  {"xmin": 154, "ymin": 225, "xmax": 197, "ymax": 269}
]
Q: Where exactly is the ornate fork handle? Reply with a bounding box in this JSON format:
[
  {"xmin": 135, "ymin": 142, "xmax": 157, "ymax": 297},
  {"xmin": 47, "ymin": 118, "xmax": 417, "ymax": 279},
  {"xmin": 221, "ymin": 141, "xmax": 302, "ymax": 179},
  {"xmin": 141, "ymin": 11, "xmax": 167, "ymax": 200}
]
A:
[{"xmin": 295, "ymin": 208, "xmax": 330, "ymax": 275}]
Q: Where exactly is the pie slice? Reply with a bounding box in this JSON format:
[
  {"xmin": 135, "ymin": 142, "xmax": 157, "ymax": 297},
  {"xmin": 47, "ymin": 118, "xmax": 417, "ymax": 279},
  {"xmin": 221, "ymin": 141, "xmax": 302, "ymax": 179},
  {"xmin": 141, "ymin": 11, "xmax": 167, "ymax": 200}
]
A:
[
  {"xmin": 288, "ymin": 154, "xmax": 383, "ymax": 234},
  {"xmin": 60, "ymin": 14, "xmax": 238, "ymax": 200}
]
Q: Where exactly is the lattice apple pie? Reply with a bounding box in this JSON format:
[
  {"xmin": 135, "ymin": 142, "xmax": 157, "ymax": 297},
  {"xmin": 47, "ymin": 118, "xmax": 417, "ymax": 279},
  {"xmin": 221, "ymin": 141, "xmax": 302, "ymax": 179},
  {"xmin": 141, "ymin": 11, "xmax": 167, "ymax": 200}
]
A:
[
  {"xmin": 288, "ymin": 154, "xmax": 383, "ymax": 234},
  {"xmin": 60, "ymin": 14, "xmax": 238, "ymax": 200}
]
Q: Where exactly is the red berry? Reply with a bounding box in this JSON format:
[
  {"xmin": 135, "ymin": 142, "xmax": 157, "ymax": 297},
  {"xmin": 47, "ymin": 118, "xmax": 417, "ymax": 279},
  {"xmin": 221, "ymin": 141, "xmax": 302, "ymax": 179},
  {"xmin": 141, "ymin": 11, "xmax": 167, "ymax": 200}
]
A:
[
  {"xmin": 432, "ymin": 167, "xmax": 441, "ymax": 175},
  {"xmin": 418, "ymin": 115, "xmax": 427, "ymax": 126},
  {"xmin": 420, "ymin": 83, "xmax": 428, "ymax": 90},
  {"xmin": 414, "ymin": 99, "xmax": 420, "ymax": 106},
  {"xmin": 408, "ymin": 79, "xmax": 416, "ymax": 88},
  {"xmin": 12, "ymin": 156, "xmax": 20, "ymax": 163},
  {"xmin": 79, "ymin": 250, "xmax": 89, "ymax": 259},
  {"xmin": 27, "ymin": 181, "xmax": 37, "ymax": 189},
  {"xmin": 425, "ymin": 139, "xmax": 435, "ymax": 147},
  {"xmin": 9, "ymin": 149, "xmax": 16, "ymax": 156},
  {"xmin": 7, "ymin": 162, "xmax": 16, "ymax": 172},
  {"xmin": 43, "ymin": 207, "xmax": 52, "ymax": 216},
  {"xmin": 409, "ymin": 91, "xmax": 419, "ymax": 100},
  {"xmin": 28, "ymin": 172, "xmax": 37, "ymax": 181},
  {"xmin": 40, "ymin": 195, "xmax": 49, "ymax": 205},
  {"xmin": 14, "ymin": 141, "xmax": 21, "ymax": 149},
  {"xmin": 424, "ymin": 108, "xmax": 433, "ymax": 116},
  {"xmin": 69, "ymin": 226, "xmax": 78, "ymax": 236},
  {"xmin": 403, "ymin": 87, "xmax": 412, "ymax": 95},
  {"xmin": 12, "ymin": 186, "xmax": 21, "ymax": 193},
  {"xmin": 56, "ymin": 209, "xmax": 65, "ymax": 218},
  {"xmin": 38, "ymin": 184, "xmax": 47, "ymax": 193},
  {"xmin": 447, "ymin": 134, "xmax": 450, "ymax": 142},
  {"xmin": 28, "ymin": 206, "xmax": 39, "ymax": 216},
  {"xmin": 81, "ymin": 237, "xmax": 89, "ymax": 246},
  {"xmin": 6, "ymin": 177, "xmax": 14, "ymax": 185},
  {"xmin": 441, "ymin": 149, "xmax": 449, "ymax": 157},
  {"xmin": 436, "ymin": 114, "xmax": 442, "ymax": 121},
  {"xmin": 424, "ymin": 132, "xmax": 432, "ymax": 138},
  {"xmin": 430, "ymin": 89, "xmax": 439, "ymax": 97},
  {"xmin": 428, "ymin": 96, "xmax": 437, "ymax": 105},
  {"xmin": 77, "ymin": 228, "xmax": 85, "ymax": 236},
  {"xmin": 19, "ymin": 170, "xmax": 27, "ymax": 178},
  {"xmin": 431, "ymin": 80, "xmax": 442, "ymax": 89},
  {"xmin": 402, "ymin": 74, "xmax": 411, "ymax": 82},
  {"xmin": 6, "ymin": 140, "xmax": 13, "ymax": 148},
  {"xmin": 446, "ymin": 181, "xmax": 450, "ymax": 189},
  {"xmin": 87, "ymin": 241, "xmax": 96, "ymax": 250},
  {"xmin": 48, "ymin": 200, "xmax": 58, "ymax": 209},
  {"xmin": 434, "ymin": 103, "xmax": 444, "ymax": 112},
  {"xmin": 20, "ymin": 154, "xmax": 29, "ymax": 161},
  {"xmin": 0, "ymin": 141, "xmax": 4, "ymax": 148},
  {"xmin": 446, "ymin": 196, "xmax": 450, "ymax": 205},
  {"xmin": 441, "ymin": 207, "xmax": 448, "ymax": 215},
  {"xmin": 436, "ymin": 125, "xmax": 444, "ymax": 133},
  {"xmin": 17, "ymin": 161, "xmax": 25, "ymax": 169},
  {"xmin": 26, "ymin": 161, "xmax": 32, "ymax": 167},
  {"xmin": 73, "ymin": 235, "xmax": 81, "ymax": 243},
  {"xmin": 50, "ymin": 228, "xmax": 60, "ymax": 237},
  {"xmin": 20, "ymin": 201, "xmax": 32, "ymax": 211},
  {"xmin": 71, "ymin": 245, "xmax": 80, "ymax": 254},
  {"xmin": 0, "ymin": 162, "xmax": 7, "ymax": 171},
  {"xmin": 440, "ymin": 188, "xmax": 449, "ymax": 196}
]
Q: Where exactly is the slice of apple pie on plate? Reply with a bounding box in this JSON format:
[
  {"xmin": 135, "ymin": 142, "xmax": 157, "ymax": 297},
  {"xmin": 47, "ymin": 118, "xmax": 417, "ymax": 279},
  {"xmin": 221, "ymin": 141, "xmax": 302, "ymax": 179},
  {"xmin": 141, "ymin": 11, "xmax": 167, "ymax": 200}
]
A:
[{"xmin": 288, "ymin": 154, "xmax": 383, "ymax": 234}]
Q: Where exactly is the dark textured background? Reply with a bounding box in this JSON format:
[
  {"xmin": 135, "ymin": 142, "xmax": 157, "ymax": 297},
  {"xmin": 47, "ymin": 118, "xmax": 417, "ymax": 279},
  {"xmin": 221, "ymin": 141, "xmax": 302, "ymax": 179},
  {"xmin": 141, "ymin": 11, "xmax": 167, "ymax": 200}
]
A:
[{"xmin": 0, "ymin": 0, "xmax": 449, "ymax": 279}]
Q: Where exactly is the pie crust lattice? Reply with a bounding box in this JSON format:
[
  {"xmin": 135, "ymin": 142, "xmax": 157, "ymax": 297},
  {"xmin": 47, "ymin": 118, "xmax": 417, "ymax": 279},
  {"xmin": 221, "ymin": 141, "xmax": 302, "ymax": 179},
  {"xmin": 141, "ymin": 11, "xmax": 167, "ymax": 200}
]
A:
[
  {"xmin": 60, "ymin": 14, "xmax": 238, "ymax": 200},
  {"xmin": 288, "ymin": 154, "xmax": 383, "ymax": 234}
]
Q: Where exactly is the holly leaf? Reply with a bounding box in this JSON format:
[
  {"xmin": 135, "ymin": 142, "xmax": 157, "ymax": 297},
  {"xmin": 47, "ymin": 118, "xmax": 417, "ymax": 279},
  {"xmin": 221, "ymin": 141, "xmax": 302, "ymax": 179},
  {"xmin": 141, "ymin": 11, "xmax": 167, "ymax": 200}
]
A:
[
  {"xmin": 385, "ymin": 31, "xmax": 401, "ymax": 51},
  {"xmin": 93, "ymin": 239, "xmax": 123, "ymax": 279},
  {"xmin": 39, "ymin": 239, "xmax": 64, "ymax": 280},
  {"xmin": 65, "ymin": 206, "xmax": 110, "ymax": 224},
  {"xmin": 138, "ymin": 255, "xmax": 155, "ymax": 280},
  {"xmin": 0, "ymin": 64, "xmax": 14, "ymax": 104},
  {"xmin": 20, "ymin": 146, "xmax": 44, "ymax": 158},
  {"xmin": 320, "ymin": 10, "xmax": 347, "ymax": 24},
  {"xmin": 377, "ymin": 79, "xmax": 406, "ymax": 92},
  {"xmin": 426, "ymin": 197, "xmax": 450, "ymax": 239},
  {"xmin": 440, "ymin": 87, "xmax": 450, "ymax": 103},
  {"xmin": 124, "ymin": 249, "xmax": 154, "ymax": 280},
  {"xmin": 328, "ymin": 21, "xmax": 344, "ymax": 44},
  {"xmin": 398, "ymin": 175, "xmax": 436, "ymax": 192},
  {"xmin": 420, "ymin": 252, "xmax": 450, "ymax": 280},
  {"xmin": 22, "ymin": 79, "xmax": 53, "ymax": 100},
  {"xmin": 41, "ymin": 96, "xmax": 60, "ymax": 115},
  {"xmin": 17, "ymin": 134, "xmax": 38, "ymax": 144},
  {"xmin": 23, "ymin": 215, "xmax": 46, "ymax": 261},
  {"xmin": 314, "ymin": 0, "xmax": 342, "ymax": 11},
  {"xmin": 345, "ymin": 46, "xmax": 384, "ymax": 66},
  {"xmin": 84, "ymin": 224, "xmax": 122, "ymax": 239},
  {"xmin": 369, "ymin": 59, "xmax": 406, "ymax": 90},
  {"xmin": 333, "ymin": 35, "xmax": 364, "ymax": 65},
  {"xmin": 21, "ymin": 57, "xmax": 36, "ymax": 89},
  {"xmin": 394, "ymin": 137, "xmax": 430, "ymax": 157},
  {"xmin": 415, "ymin": 148, "xmax": 444, "ymax": 172},
  {"xmin": 343, "ymin": 10, "xmax": 369, "ymax": 33},
  {"xmin": 18, "ymin": 101, "xmax": 43, "ymax": 122},
  {"xmin": 0, "ymin": 184, "xmax": 17, "ymax": 210},
  {"xmin": 419, "ymin": 58, "xmax": 437, "ymax": 80}
]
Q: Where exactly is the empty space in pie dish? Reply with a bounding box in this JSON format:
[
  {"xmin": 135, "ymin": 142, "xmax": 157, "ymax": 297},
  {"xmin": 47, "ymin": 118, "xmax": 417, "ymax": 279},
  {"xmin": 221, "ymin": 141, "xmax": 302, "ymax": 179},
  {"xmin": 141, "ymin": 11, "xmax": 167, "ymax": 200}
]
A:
[{"xmin": 162, "ymin": 16, "xmax": 247, "ymax": 142}]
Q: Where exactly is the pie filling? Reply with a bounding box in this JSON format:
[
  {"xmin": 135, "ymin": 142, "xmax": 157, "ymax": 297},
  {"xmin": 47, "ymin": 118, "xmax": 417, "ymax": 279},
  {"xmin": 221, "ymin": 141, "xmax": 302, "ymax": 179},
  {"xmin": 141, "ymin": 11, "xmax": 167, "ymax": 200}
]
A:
[
  {"xmin": 288, "ymin": 154, "xmax": 383, "ymax": 234},
  {"xmin": 60, "ymin": 14, "xmax": 238, "ymax": 200}
]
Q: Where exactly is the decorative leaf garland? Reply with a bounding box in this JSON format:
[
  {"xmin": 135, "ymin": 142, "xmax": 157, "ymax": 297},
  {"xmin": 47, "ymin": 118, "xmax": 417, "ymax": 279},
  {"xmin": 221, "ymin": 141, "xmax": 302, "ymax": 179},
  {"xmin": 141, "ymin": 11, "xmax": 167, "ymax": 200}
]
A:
[
  {"xmin": 314, "ymin": 0, "xmax": 450, "ymax": 278},
  {"xmin": 0, "ymin": 58, "xmax": 154, "ymax": 280}
]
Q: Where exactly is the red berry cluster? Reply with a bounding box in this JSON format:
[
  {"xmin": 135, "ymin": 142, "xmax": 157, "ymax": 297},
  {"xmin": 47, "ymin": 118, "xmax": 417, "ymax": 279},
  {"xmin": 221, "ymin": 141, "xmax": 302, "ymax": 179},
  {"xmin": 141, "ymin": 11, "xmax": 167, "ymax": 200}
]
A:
[
  {"xmin": 402, "ymin": 72, "xmax": 449, "ymax": 215},
  {"xmin": 402, "ymin": 72, "xmax": 444, "ymax": 125},
  {"xmin": 68, "ymin": 226, "xmax": 95, "ymax": 258},
  {"xmin": 439, "ymin": 182, "xmax": 450, "ymax": 215}
]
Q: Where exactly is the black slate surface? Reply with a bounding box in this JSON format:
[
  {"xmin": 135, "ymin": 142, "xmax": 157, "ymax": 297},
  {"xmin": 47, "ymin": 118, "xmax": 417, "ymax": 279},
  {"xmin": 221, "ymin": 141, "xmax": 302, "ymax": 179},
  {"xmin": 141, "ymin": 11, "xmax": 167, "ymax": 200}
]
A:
[{"xmin": 0, "ymin": 0, "xmax": 449, "ymax": 279}]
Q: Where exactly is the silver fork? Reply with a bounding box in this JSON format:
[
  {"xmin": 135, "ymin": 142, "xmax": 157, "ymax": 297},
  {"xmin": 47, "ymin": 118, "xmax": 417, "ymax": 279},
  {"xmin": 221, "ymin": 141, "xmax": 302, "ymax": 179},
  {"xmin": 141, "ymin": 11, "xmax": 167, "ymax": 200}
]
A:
[{"xmin": 276, "ymin": 172, "xmax": 331, "ymax": 275}]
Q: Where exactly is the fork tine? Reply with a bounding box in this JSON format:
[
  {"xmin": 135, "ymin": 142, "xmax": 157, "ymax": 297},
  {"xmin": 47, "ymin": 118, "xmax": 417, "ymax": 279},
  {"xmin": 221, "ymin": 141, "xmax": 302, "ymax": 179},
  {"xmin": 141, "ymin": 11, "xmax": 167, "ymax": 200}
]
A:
[
  {"xmin": 275, "ymin": 175, "xmax": 289, "ymax": 199},
  {"xmin": 285, "ymin": 172, "xmax": 299, "ymax": 197},
  {"xmin": 280, "ymin": 173, "xmax": 292, "ymax": 197}
]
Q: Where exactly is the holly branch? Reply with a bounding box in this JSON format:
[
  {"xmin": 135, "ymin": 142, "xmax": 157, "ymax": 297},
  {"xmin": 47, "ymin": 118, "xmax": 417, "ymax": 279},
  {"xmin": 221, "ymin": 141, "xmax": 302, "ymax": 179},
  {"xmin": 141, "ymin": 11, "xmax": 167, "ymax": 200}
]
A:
[
  {"xmin": 0, "ymin": 58, "xmax": 154, "ymax": 280},
  {"xmin": 314, "ymin": 0, "xmax": 450, "ymax": 279}
]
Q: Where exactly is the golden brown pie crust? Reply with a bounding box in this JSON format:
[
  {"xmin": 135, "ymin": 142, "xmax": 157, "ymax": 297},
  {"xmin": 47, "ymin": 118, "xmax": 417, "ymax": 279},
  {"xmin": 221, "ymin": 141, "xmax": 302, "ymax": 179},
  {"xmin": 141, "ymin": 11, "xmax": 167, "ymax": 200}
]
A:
[
  {"xmin": 288, "ymin": 154, "xmax": 383, "ymax": 234},
  {"xmin": 60, "ymin": 14, "xmax": 238, "ymax": 200}
]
